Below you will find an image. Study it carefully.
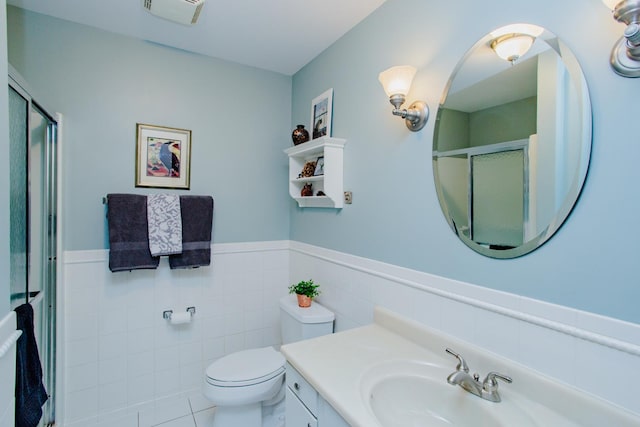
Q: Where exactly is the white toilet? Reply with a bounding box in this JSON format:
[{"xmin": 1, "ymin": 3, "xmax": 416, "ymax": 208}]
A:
[{"xmin": 203, "ymin": 295, "xmax": 335, "ymax": 427}]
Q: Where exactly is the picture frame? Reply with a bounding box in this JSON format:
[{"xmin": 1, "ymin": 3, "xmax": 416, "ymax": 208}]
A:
[
  {"xmin": 314, "ymin": 156, "xmax": 325, "ymax": 176},
  {"xmin": 310, "ymin": 88, "xmax": 333, "ymax": 139},
  {"xmin": 135, "ymin": 123, "xmax": 191, "ymax": 189}
]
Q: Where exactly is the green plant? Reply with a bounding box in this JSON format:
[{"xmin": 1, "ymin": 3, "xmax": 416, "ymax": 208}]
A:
[{"xmin": 288, "ymin": 279, "xmax": 320, "ymax": 298}]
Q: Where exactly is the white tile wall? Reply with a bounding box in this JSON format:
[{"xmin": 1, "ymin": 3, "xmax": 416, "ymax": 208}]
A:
[
  {"xmin": 60, "ymin": 240, "xmax": 640, "ymax": 425},
  {"xmin": 289, "ymin": 241, "xmax": 640, "ymax": 417},
  {"xmin": 62, "ymin": 241, "xmax": 289, "ymax": 426}
]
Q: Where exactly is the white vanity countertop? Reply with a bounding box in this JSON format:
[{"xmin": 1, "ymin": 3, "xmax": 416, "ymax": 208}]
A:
[
  {"xmin": 282, "ymin": 323, "xmax": 435, "ymax": 426},
  {"xmin": 281, "ymin": 307, "xmax": 640, "ymax": 427}
]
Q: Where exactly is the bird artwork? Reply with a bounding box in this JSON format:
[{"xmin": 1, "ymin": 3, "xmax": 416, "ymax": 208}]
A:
[
  {"xmin": 147, "ymin": 138, "xmax": 180, "ymax": 177},
  {"xmin": 159, "ymin": 141, "xmax": 181, "ymax": 177}
]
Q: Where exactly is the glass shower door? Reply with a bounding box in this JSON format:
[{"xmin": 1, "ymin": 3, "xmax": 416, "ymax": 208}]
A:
[
  {"xmin": 9, "ymin": 74, "xmax": 58, "ymax": 427},
  {"xmin": 9, "ymin": 85, "xmax": 28, "ymax": 308},
  {"xmin": 470, "ymin": 149, "xmax": 526, "ymax": 249}
]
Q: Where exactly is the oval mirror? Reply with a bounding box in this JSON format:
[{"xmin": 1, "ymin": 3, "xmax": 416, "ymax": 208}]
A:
[{"xmin": 433, "ymin": 24, "xmax": 591, "ymax": 258}]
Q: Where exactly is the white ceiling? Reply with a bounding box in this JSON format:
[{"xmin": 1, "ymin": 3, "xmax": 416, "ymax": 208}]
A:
[
  {"xmin": 6, "ymin": 0, "xmax": 387, "ymax": 76},
  {"xmin": 444, "ymin": 37, "xmax": 552, "ymax": 113}
]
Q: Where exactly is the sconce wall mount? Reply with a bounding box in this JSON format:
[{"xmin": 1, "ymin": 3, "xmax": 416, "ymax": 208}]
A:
[
  {"xmin": 604, "ymin": 0, "xmax": 640, "ymax": 77},
  {"xmin": 389, "ymin": 96, "xmax": 429, "ymax": 132},
  {"xmin": 378, "ymin": 66, "xmax": 429, "ymax": 132}
]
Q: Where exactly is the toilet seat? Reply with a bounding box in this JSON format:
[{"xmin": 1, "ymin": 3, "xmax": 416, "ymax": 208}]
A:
[{"xmin": 206, "ymin": 347, "xmax": 285, "ymax": 387}]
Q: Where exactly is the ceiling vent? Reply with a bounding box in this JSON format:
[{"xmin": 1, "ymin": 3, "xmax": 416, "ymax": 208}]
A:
[{"xmin": 143, "ymin": 0, "xmax": 205, "ymax": 25}]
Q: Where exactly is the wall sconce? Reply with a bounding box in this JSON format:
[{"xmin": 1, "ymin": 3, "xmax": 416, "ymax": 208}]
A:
[
  {"xmin": 378, "ymin": 65, "xmax": 429, "ymax": 132},
  {"xmin": 490, "ymin": 34, "xmax": 534, "ymax": 63},
  {"xmin": 602, "ymin": 0, "xmax": 640, "ymax": 77}
]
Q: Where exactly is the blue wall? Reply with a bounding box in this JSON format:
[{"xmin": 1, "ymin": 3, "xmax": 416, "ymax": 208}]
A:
[
  {"xmin": 290, "ymin": 0, "xmax": 640, "ymax": 324},
  {"xmin": 6, "ymin": 0, "xmax": 639, "ymax": 325},
  {"xmin": 7, "ymin": 7, "xmax": 292, "ymax": 251}
]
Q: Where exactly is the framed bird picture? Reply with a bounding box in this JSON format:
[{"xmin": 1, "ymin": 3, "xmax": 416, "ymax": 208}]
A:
[
  {"xmin": 310, "ymin": 88, "xmax": 333, "ymax": 140},
  {"xmin": 135, "ymin": 123, "xmax": 191, "ymax": 189}
]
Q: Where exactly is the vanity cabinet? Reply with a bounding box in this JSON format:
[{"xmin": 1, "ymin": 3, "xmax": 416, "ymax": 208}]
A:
[
  {"xmin": 286, "ymin": 387, "xmax": 317, "ymax": 427},
  {"xmin": 284, "ymin": 137, "xmax": 346, "ymax": 208},
  {"xmin": 285, "ymin": 362, "xmax": 349, "ymax": 427}
]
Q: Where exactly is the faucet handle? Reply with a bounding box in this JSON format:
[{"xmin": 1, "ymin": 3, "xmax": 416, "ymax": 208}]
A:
[
  {"xmin": 482, "ymin": 372, "xmax": 512, "ymax": 392},
  {"xmin": 445, "ymin": 348, "xmax": 469, "ymax": 373}
]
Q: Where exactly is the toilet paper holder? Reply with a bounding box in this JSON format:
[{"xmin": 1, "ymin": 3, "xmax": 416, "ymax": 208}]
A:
[{"xmin": 163, "ymin": 307, "xmax": 196, "ymax": 320}]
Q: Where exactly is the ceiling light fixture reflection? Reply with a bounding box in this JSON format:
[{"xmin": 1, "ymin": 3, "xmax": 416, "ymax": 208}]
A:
[{"xmin": 490, "ymin": 34, "xmax": 535, "ymax": 64}]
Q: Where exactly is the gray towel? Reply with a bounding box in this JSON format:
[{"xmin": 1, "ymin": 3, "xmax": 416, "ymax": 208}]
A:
[
  {"xmin": 169, "ymin": 196, "xmax": 214, "ymax": 269},
  {"xmin": 107, "ymin": 194, "xmax": 159, "ymax": 272},
  {"xmin": 147, "ymin": 194, "xmax": 183, "ymax": 256}
]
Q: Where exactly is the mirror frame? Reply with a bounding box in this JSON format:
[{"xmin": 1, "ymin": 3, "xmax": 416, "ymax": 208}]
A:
[{"xmin": 432, "ymin": 25, "xmax": 592, "ymax": 259}]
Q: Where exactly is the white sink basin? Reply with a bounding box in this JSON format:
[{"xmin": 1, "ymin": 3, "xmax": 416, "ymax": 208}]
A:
[{"xmin": 360, "ymin": 360, "xmax": 538, "ymax": 427}]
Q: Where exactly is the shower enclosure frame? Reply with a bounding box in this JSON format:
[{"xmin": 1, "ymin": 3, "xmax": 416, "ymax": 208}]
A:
[{"xmin": 9, "ymin": 65, "xmax": 61, "ymax": 427}]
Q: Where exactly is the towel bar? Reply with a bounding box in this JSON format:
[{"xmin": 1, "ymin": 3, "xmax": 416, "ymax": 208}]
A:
[
  {"xmin": 29, "ymin": 290, "xmax": 44, "ymax": 307},
  {"xmin": 0, "ymin": 330, "xmax": 23, "ymax": 359}
]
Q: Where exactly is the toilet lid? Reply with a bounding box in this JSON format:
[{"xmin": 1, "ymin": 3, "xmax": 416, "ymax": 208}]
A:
[{"xmin": 206, "ymin": 347, "xmax": 285, "ymax": 387}]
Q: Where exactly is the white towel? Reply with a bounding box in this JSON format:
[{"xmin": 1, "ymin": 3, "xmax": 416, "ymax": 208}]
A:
[{"xmin": 147, "ymin": 194, "xmax": 183, "ymax": 256}]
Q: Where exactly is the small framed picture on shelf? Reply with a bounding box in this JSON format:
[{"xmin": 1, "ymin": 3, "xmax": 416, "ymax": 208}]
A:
[
  {"xmin": 310, "ymin": 88, "xmax": 333, "ymax": 139},
  {"xmin": 314, "ymin": 156, "xmax": 325, "ymax": 176},
  {"xmin": 135, "ymin": 123, "xmax": 191, "ymax": 189}
]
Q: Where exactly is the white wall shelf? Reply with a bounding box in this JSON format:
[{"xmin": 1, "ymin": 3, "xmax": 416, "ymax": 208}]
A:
[{"xmin": 284, "ymin": 136, "xmax": 347, "ymax": 208}]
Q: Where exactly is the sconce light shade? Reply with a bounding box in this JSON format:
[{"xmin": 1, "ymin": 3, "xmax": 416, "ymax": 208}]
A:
[
  {"xmin": 490, "ymin": 34, "xmax": 534, "ymax": 63},
  {"xmin": 378, "ymin": 65, "xmax": 417, "ymax": 97},
  {"xmin": 378, "ymin": 65, "xmax": 429, "ymax": 132},
  {"xmin": 602, "ymin": 0, "xmax": 640, "ymax": 77}
]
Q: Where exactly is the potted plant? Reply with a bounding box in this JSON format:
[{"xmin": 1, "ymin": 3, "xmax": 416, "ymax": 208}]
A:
[{"xmin": 288, "ymin": 279, "xmax": 320, "ymax": 307}]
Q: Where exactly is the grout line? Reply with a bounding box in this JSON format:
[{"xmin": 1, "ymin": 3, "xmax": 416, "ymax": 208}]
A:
[{"xmin": 187, "ymin": 397, "xmax": 198, "ymax": 427}]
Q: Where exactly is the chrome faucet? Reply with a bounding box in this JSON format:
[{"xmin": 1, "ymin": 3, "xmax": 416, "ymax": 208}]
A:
[{"xmin": 445, "ymin": 348, "xmax": 512, "ymax": 402}]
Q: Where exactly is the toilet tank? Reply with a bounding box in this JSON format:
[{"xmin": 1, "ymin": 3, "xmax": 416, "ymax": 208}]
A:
[{"xmin": 279, "ymin": 295, "xmax": 335, "ymax": 344}]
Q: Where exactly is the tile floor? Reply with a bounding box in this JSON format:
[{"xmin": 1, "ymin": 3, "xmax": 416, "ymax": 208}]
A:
[
  {"xmin": 140, "ymin": 392, "xmax": 215, "ymax": 427},
  {"xmin": 87, "ymin": 392, "xmax": 216, "ymax": 427}
]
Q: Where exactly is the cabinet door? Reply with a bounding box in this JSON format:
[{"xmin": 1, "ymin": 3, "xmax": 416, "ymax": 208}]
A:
[
  {"xmin": 286, "ymin": 387, "xmax": 317, "ymax": 427},
  {"xmin": 318, "ymin": 395, "xmax": 350, "ymax": 427},
  {"xmin": 286, "ymin": 363, "xmax": 318, "ymax": 414}
]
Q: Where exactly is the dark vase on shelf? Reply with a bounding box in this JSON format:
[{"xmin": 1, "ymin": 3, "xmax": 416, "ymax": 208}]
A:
[
  {"xmin": 291, "ymin": 125, "xmax": 310, "ymax": 145},
  {"xmin": 301, "ymin": 183, "xmax": 313, "ymax": 197}
]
